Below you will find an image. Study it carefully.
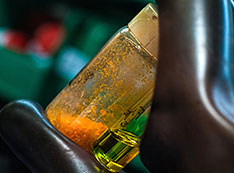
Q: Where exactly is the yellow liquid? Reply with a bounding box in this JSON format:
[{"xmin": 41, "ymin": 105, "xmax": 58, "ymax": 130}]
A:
[{"xmin": 93, "ymin": 129, "xmax": 140, "ymax": 172}]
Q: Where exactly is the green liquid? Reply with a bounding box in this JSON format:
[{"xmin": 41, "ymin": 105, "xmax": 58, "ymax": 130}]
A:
[{"xmin": 93, "ymin": 129, "xmax": 140, "ymax": 172}]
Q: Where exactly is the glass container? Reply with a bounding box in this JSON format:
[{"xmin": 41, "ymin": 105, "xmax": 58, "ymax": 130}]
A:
[{"xmin": 46, "ymin": 3, "xmax": 158, "ymax": 170}]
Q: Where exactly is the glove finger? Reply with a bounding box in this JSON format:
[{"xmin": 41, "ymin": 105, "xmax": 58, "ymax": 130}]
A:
[{"xmin": 0, "ymin": 100, "xmax": 108, "ymax": 173}]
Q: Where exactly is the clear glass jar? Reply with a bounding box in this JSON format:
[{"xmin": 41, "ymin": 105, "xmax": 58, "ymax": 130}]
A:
[{"xmin": 46, "ymin": 3, "xmax": 158, "ymax": 171}]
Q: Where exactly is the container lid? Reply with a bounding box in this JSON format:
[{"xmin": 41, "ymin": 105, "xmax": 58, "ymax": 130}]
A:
[{"xmin": 128, "ymin": 3, "xmax": 159, "ymax": 57}]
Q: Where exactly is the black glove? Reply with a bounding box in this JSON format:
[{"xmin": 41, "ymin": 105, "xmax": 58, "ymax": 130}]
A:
[
  {"xmin": 0, "ymin": 100, "xmax": 108, "ymax": 173},
  {"xmin": 141, "ymin": 0, "xmax": 234, "ymax": 172}
]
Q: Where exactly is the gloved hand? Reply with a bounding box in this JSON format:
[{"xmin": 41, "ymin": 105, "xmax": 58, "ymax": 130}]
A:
[
  {"xmin": 1, "ymin": 0, "xmax": 234, "ymax": 173},
  {"xmin": 140, "ymin": 0, "xmax": 234, "ymax": 172},
  {"xmin": 0, "ymin": 100, "xmax": 108, "ymax": 172}
]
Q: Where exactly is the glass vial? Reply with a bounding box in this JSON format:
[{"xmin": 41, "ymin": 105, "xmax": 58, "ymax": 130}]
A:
[{"xmin": 46, "ymin": 3, "xmax": 158, "ymax": 161}]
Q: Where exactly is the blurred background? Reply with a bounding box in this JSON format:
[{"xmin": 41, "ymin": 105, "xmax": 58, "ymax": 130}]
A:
[{"xmin": 0, "ymin": 0, "xmax": 156, "ymax": 172}]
